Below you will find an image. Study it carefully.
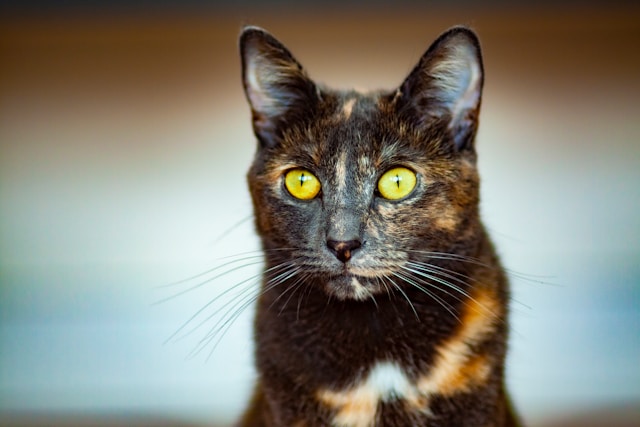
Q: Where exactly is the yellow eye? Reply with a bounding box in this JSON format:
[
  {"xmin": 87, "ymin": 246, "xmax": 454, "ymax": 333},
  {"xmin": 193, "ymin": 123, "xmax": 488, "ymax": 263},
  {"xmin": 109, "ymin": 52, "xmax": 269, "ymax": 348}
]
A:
[
  {"xmin": 284, "ymin": 169, "xmax": 321, "ymax": 200},
  {"xmin": 378, "ymin": 167, "xmax": 417, "ymax": 200}
]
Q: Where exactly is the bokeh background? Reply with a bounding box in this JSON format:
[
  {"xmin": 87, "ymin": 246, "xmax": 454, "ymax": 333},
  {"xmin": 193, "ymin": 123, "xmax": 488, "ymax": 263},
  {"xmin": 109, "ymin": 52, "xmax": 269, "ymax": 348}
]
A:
[{"xmin": 1, "ymin": 1, "xmax": 639, "ymax": 426}]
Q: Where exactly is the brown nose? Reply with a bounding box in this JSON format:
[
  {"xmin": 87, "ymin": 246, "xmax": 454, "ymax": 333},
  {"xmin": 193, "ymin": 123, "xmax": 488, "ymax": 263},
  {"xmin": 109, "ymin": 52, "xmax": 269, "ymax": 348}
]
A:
[{"xmin": 326, "ymin": 239, "xmax": 362, "ymax": 263}]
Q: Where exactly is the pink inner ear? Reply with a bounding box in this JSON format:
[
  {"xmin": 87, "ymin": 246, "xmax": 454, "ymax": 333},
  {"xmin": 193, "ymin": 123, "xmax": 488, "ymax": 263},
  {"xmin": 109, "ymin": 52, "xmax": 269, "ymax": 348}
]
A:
[
  {"xmin": 244, "ymin": 50, "xmax": 305, "ymax": 120},
  {"xmin": 447, "ymin": 52, "xmax": 482, "ymax": 130},
  {"xmin": 244, "ymin": 52, "xmax": 271, "ymax": 113},
  {"xmin": 426, "ymin": 41, "xmax": 482, "ymax": 129}
]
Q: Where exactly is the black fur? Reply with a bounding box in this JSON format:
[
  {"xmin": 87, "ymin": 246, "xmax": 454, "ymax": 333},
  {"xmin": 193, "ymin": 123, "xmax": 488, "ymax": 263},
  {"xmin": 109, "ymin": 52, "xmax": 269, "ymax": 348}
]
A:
[{"xmin": 238, "ymin": 25, "xmax": 521, "ymax": 427}]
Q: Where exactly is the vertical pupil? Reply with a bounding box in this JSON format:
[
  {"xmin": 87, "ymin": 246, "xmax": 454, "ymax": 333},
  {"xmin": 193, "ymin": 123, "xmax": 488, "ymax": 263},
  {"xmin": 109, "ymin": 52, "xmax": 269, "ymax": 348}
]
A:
[
  {"xmin": 394, "ymin": 174, "xmax": 401, "ymax": 188},
  {"xmin": 299, "ymin": 172, "xmax": 306, "ymax": 187}
]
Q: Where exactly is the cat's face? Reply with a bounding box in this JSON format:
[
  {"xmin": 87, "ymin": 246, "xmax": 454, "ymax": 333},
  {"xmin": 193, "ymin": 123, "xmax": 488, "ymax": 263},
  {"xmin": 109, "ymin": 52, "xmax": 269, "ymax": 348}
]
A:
[{"xmin": 241, "ymin": 27, "xmax": 484, "ymax": 300}]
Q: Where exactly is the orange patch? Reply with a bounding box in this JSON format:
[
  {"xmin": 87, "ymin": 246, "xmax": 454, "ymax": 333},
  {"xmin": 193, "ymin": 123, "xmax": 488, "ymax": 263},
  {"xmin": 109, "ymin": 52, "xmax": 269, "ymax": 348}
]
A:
[
  {"xmin": 431, "ymin": 199, "xmax": 459, "ymax": 232},
  {"xmin": 317, "ymin": 387, "xmax": 378, "ymax": 427},
  {"xmin": 462, "ymin": 286, "xmax": 502, "ymax": 339},
  {"xmin": 416, "ymin": 287, "xmax": 500, "ymax": 399},
  {"xmin": 438, "ymin": 354, "xmax": 491, "ymax": 395},
  {"xmin": 341, "ymin": 98, "xmax": 357, "ymax": 120},
  {"xmin": 318, "ymin": 288, "xmax": 502, "ymax": 421}
]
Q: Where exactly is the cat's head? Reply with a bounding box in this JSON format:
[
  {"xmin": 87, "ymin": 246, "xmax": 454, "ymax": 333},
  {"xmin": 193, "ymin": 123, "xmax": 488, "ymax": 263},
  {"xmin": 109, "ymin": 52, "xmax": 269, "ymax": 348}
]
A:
[{"xmin": 240, "ymin": 26, "xmax": 485, "ymax": 300}]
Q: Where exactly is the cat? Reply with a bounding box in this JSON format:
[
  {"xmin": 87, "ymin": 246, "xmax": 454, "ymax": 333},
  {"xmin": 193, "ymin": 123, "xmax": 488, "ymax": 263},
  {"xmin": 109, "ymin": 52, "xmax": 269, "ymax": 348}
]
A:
[{"xmin": 237, "ymin": 25, "xmax": 521, "ymax": 427}]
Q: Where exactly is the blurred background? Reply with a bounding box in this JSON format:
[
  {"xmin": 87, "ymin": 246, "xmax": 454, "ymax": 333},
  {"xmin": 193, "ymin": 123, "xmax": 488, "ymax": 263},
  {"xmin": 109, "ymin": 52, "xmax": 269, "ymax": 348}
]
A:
[{"xmin": 1, "ymin": 1, "xmax": 639, "ymax": 426}]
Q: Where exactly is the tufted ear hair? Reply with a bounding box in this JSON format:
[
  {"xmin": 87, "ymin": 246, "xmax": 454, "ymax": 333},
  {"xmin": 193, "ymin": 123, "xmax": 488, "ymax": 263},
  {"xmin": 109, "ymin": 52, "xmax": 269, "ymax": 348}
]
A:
[
  {"xmin": 240, "ymin": 26, "xmax": 319, "ymax": 148},
  {"xmin": 396, "ymin": 26, "xmax": 484, "ymax": 152}
]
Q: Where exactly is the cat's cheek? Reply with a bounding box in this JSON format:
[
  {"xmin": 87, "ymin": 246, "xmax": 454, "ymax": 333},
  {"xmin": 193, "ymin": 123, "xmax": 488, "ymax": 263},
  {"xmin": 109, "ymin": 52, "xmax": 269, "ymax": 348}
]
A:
[
  {"xmin": 273, "ymin": 198, "xmax": 324, "ymax": 244},
  {"xmin": 373, "ymin": 202, "xmax": 409, "ymax": 229},
  {"xmin": 371, "ymin": 202, "xmax": 420, "ymax": 243},
  {"xmin": 425, "ymin": 195, "xmax": 462, "ymax": 234}
]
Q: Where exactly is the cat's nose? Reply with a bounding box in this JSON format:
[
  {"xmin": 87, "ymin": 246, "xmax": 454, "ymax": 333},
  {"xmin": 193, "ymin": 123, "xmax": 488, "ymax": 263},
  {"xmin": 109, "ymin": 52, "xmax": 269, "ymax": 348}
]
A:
[{"xmin": 326, "ymin": 239, "xmax": 361, "ymax": 263}]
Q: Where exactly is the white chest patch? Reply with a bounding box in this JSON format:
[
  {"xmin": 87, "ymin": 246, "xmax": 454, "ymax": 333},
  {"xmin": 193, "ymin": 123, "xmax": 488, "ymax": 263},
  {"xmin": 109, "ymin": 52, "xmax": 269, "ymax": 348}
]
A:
[
  {"xmin": 316, "ymin": 287, "xmax": 498, "ymax": 427},
  {"xmin": 317, "ymin": 361, "xmax": 423, "ymax": 427},
  {"xmin": 365, "ymin": 361, "xmax": 413, "ymax": 402}
]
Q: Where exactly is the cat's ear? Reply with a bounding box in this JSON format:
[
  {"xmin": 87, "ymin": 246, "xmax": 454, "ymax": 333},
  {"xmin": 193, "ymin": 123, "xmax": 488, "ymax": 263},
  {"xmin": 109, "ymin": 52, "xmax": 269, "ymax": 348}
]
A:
[
  {"xmin": 396, "ymin": 27, "xmax": 483, "ymax": 151},
  {"xmin": 240, "ymin": 26, "xmax": 319, "ymax": 148}
]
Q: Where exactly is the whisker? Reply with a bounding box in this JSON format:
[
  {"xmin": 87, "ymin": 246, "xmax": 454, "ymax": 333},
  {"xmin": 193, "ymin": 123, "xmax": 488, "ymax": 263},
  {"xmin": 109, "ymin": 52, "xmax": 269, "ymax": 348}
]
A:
[
  {"xmin": 153, "ymin": 258, "xmax": 264, "ymax": 306},
  {"xmin": 406, "ymin": 261, "xmax": 478, "ymax": 293},
  {"xmin": 194, "ymin": 262, "xmax": 301, "ymax": 360},
  {"xmin": 405, "ymin": 265, "xmax": 478, "ymax": 305},
  {"xmin": 407, "ymin": 261, "xmax": 533, "ymax": 314},
  {"xmin": 155, "ymin": 251, "xmax": 265, "ymax": 289},
  {"xmin": 164, "ymin": 269, "xmax": 263, "ymax": 345},
  {"xmin": 276, "ymin": 273, "xmax": 308, "ymax": 317},
  {"xmin": 378, "ymin": 276, "xmax": 392, "ymax": 299},
  {"xmin": 191, "ymin": 259, "xmax": 302, "ymax": 345},
  {"xmin": 392, "ymin": 271, "xmax": 460, "ymax": 323},
  {"xmin": 402, "ymin": 267, "xmax": 478, "ymax": 317},
  {"xmin": 165, "ymin": 261, "xmax": 293, "ymax": 345},
  {"xmin": 407, "ymin": 249, "xmax": 557, "ymax": 287},
  {"xmin": 263, "ymin": 265, "xmax": 306, "ymax": 313},
  {"xmin": 400, "ymin": 265, "xmax": 504, "ymax": 325},
  {"xmin": 156, "ymin": 247, "xmax": 300, "ymax": 291},
  {"xmin": 199, "ymin": 289, "xmax": 260, "ymax": 361},
  {"xmin": 384, "ymin": 274, "xmax": 419, "ymax": 321},
  {"xmin": 296, "ymin": 273, "xmax": 315, "ymax": 321},
  {"xmin": 367, "ymin": 287, "xmax": 379, "ymax": 310},
  {"xmin": 186, "ymin": 276, "xmax": 278, "ymax": 360},
  {"xmin": 406, "ymin": 250, "xmax": 488, "ymax": 266},
  {"xmin": 408, "ymin": 250, "xmax": 496, "ymax": 270},
  {"xmin": 402, "ymin": 264, "xmax": 473, "ymax": 301},
  {"xmin": 212, "ymin": 215, "xmax": 254, "ymax": 244}
]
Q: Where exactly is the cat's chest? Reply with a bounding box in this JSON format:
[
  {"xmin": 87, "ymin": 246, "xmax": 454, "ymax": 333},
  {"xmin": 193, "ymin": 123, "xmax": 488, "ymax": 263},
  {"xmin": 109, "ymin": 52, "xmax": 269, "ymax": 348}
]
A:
[
  {"xmin": 314, "ymin": 352, "xmax": 491, "ymax": 427},
  {"xmin": 258, "ymin": 285, "xmax": 463, "ymax": 378},
  {"xmin": 316, "ymin": 361, "xmax": 426, "ymax": 427},
  {"xmin": 271, "ymin": 288, "xmax": 498, "ymax": 426}
]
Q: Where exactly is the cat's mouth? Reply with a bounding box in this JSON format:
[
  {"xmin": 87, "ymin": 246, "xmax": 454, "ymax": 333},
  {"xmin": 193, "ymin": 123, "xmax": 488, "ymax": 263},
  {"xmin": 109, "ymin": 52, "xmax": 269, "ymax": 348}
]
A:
[
  {"xmin": 323, "ymin": 274, "xmax": 372, "ymax": 301},
  {"xmin": 307, "ymin": 254, "xmax": 401, "ymax": 300},
  {"xmin": 323, "ymin": 268, "xmax": 390, "ymax": 301}
]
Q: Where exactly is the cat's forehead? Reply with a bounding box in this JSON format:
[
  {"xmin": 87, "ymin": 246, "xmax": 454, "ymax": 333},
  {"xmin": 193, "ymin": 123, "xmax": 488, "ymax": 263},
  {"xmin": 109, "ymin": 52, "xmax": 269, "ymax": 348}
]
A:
[
  {"xmin": 301, "ymin": 92, "xmax": 393, "ymax": 156},
  {"xmin": 271, "ymin": 90, "xmax": 435, "ymax": 177},
  {"xmin": 331, "ymin": 91, "xmax": 379, "ymax": 121},
  {"xmin": 318, "ymin": 92, "xmax": 422, "ymax": 167}
]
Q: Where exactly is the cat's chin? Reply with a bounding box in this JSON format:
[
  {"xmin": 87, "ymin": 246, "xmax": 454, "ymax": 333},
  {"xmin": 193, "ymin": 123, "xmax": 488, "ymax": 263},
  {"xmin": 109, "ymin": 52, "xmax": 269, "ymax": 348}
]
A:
[{"xmin": 323, "ymin": 274, "xmax": 381, "ymax": 301}]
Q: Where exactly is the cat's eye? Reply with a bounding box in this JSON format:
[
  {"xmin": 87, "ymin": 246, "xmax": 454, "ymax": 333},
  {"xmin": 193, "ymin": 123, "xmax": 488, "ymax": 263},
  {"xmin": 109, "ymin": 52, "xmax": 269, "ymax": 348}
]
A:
[
  {"xmin": 284, "ymin": 168, "xmax": 321, "ymax": 200},
  {"xmin": 377, "ymin": 167, "xmax": 417, "ymax": 200}
]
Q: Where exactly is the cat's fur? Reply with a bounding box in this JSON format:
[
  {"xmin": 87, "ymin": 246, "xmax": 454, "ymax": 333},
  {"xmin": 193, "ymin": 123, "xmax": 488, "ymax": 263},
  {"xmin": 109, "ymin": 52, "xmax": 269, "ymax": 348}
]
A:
[{"xmin": 238, "ymin": 25, "xmax": 520, "ymax": 427}]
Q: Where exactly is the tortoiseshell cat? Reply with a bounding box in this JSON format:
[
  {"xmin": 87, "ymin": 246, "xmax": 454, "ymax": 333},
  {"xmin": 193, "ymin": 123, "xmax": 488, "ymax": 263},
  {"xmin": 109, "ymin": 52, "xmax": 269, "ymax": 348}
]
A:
[{"xmin": 238, "ymin": 25, "xmax": 520, "ymax": 427}]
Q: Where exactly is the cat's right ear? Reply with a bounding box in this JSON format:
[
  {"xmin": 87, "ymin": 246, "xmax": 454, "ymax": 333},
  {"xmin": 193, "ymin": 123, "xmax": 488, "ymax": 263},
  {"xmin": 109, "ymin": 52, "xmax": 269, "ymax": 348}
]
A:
[{"xmin": 240, "ymin": 26, "xmax": 318, "ymax": 148}]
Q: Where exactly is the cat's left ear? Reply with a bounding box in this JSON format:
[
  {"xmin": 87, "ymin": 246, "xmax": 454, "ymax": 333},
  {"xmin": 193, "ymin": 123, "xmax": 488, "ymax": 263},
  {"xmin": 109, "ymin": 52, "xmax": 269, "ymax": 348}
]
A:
[
  {"xmin": 240, "ymin": 26, "xmax": 319, "ymax": 148},
  {"xmin": 396, "ymin": 27, "xmax": 484, "ymax": 151}
]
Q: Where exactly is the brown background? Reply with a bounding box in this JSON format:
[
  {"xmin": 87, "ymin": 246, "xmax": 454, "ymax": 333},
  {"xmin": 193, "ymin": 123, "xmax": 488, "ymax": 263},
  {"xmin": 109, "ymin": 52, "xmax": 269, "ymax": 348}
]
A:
[{"xmin": 1, "ymin": 2, "xmax": 639, "ymax": 426}]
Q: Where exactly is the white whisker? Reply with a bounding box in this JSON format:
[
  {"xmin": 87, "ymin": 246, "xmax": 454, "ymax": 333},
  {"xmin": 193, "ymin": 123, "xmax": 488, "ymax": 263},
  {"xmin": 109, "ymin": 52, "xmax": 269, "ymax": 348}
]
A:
[
  {"xmin": 392, "ymin": 271, "xmax": 460, "ymax": 323},
  {"xmin": 402, "ymin": 264, "xmax": 473, "ymax": 301},
  {"xmin": 384, "ymin": 274, "xmax": 419, "ymax": 321},
  {"xmin": 191, "ymin": 261, "xmax": 300, "ymax": 360},
  {"xmin": 162, "ymin": 274, "xmax": 258, "ymax": 344},
  {"xmin": 153, "ymin": 258, "xmax": 264, "ymax": 305}
]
